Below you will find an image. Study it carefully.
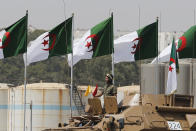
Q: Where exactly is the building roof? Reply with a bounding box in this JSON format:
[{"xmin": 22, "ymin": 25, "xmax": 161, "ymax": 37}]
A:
[{"xmin": 16, "ymin": 83, "xmax": 69, "ymax": 90}]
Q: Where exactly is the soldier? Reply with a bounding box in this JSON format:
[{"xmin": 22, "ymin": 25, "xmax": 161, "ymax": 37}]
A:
[{"xmin": 95, "ymin": 73, "xmax": 117, "ymax": 97}]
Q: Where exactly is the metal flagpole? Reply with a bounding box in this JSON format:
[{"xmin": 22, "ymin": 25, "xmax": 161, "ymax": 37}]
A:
[
  {"xmin": 192, "ymin": 9, "xmax": 195, "ymax": 96},
  {"xmin": 70, "ymin": 13, "xmax": 74, "ymax": 118},
  {"xmin": 107, "ymin": 8, "xmax": 114, "ymax": 85},
  {"xmin": 138, "ymin": 5, "xmax": 142, "ymax": 103},
  {"xmin": 138, "ymin": 6, "xmax": 140, "ymax": 30},
  {"xmin": 156, "ymin": 16, "xmax": 159, "ymax": 94},
  {"xmin": 112, "ymin": 53, "xmax": 114, "ymax": 85},
  {"xmin": 111, "ymin": 12, "xmax": 115, "ymax": 85},
  {"xmin": 109, "ymin": 9, "xmax": 114, "ymax": 85},
  {"xmin": 24, "ymin": 10, "xmax": 28, "ymax": 131},
  {"xmin": 192, "ymin": 34, "xmax": 194, "ymax": 96},
  {"xmin": 62, "ymin": 0, "xmax": 73, "ymax": 118}
]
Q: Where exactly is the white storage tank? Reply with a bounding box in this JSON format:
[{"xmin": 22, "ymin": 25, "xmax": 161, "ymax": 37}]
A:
[
  {"xmin": 0, "ymin": 84, "xmax": 10, "ymax": 131},
  {"xmin": 8, "ymin": 83, "xmax": 79, "ymax": 131}
]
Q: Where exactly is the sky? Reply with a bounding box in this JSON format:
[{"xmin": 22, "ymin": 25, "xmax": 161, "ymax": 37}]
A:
[{"xmin": 0, "ymin": 0, "xmax": 196, "ymax": 32}]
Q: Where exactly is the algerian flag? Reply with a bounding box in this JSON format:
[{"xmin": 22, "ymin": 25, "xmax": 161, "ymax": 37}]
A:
[
  {"xmin": 152, "ymin": 25, "xmax": 196, "ymax": 63},
  {"xmin": 166, "ymin": 38, "xmax": 179, "ymax": 95},
  {"xmin": 177, "ymin": 25, "xmax": 196, "ymax": 58},
  {"xmin": 25, "ymin": 17, "xmax": 72, "ymax": 66},
  {"xmin": 0, "ymin": 14, "xmax": 27, "ymax": 59},
  {"xmin": 68, "ymin": 15, "xmax": 113, "ymax": 66},
  {"xmin": 114, "ymin": 21, "xmax": 158, "ymax": 63}
]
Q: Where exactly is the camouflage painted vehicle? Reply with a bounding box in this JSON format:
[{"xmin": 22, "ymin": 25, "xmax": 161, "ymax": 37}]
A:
[{"xmin": 43, "ymin": 94, "xmax": 196, "ymax": 131}]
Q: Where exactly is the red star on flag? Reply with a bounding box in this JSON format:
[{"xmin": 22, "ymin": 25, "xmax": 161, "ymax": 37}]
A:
[
  {"xmin": 42, "ymin": 40, "xmax": 48, "ymax": 46},
  {"xmin": 169, "ymin": 66, "xmax": 173, "ymax": 72},
  {"xmin": 85, "ymin": 41, "xmax": 92, "ymax": 49}
]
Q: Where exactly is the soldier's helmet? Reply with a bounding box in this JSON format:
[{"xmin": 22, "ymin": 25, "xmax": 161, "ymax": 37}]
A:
[{"xmin": 106, "ymin": 73, "xmax": 113, "ymax": 81}]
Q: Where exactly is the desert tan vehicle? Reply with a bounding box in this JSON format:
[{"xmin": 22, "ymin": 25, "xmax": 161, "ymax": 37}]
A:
[{"xmin": 43, "ymin": 94, "xmax": 196, "ymax": 131}]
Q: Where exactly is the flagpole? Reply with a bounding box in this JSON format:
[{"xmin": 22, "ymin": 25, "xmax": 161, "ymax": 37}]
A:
[
  {"xmin": 109, "ymin": 9, "xmax": 114, "ymax": 85},
  {"xmin": 70, "ymin": 13, "xmax": 74, "ymax": 118},
  {"xmin": 62, "ymin": 0, "xmax": 73, "ymax": 118},
  {"xmin": 24, "ymin": 10, "xmax": 28, "ymax": 131},
  {"xmin": 111, "ymin": 12, "xmax": 115, "ymax": 85},
  {"xmin": 156, "ymin": 16, "xmax": 159, "ymax": 94},
  {"xmin": 158, "ymin": 12, "xmax": 161, "ymax": 94},
  {"xmin": 193, "ymin": 32, "xmax": 195, "ymax": 96},
  {"xmin": 192, "ymin": 9, "xmax": 195, "ymax": 96},
  {"xmin": 138, "ymin": 5, "xmax": 142, "ymax": 103},
  {"xmin": 112, "ymin": 53, "xmax": 114, "ymax": 84}
]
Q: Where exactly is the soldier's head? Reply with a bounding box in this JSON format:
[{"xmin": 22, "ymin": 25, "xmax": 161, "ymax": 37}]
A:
[{"xmin": 105, "ymin": 73, "xmax": 113, "ymax": 84}]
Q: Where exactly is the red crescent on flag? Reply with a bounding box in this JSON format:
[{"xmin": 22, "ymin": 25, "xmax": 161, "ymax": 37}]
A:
[
  {"xmin": 176, "ymin": 36, "xmax": 186, "ymax": 52},
  {"xmin": 85, "ymin": 34, "xmax": 99, "ymax": 52},
  {"xmin": 42, "ymin": 34, "xmax": 56, "ymax": 51},
  {"xmin": 0, "ymin": 32, "xmax": 11, "ymax": 49},
  {"xmin": 131, "ymin": 37, "xmax": 142, "ymax": 54}
]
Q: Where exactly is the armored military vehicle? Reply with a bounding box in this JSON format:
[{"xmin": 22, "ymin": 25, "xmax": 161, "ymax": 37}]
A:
[{"xmin": 43, "ymin": 94, "xmax": 196, "ymax": 131}]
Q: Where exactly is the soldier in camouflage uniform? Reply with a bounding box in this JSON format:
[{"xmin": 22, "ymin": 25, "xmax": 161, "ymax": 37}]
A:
[{"xmin": 95, "ymin": 73, "xmax": 117, "ymax": 97}]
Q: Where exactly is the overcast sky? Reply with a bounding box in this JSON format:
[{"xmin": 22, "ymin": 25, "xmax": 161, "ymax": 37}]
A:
[{"xmin": 1, "ymin": 0, "xmax": 196, "ymax": 32}]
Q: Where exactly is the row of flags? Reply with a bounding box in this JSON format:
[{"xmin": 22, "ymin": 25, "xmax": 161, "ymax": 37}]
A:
[
  {"xmin": 68, "ymin": 18, "xmax": 158, "ymax": 66},
  {"xmin": 0, "ymin": 14, "xmax": 73, "ymax": 64},
  {"xmin": 0, "ymin": 13, "xmax": 159, "ymax": 66},
  {"xmin": 1, "ymin": 11, "xmax": 191, "ymax": 95}
]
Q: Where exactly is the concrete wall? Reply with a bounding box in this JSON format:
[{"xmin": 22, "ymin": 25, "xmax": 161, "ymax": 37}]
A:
[{"xmin": 141, "ymin": 64, "xmax": 166, "ymax": 94}]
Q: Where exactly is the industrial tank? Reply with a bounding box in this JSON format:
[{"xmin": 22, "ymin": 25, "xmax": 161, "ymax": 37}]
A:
[{"xmin": 0, "ymin": 83, "xmax": 80, "ymax": 131}]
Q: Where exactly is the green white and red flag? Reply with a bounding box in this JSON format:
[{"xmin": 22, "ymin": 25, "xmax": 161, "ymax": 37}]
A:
[
  {"xmin": 166, "ymin": 38, "xmax": 179, "ymax": 94},
  {"xmin": 177, "ymin": 25, "xmax": 196, "ymax": 58},
  {"xmin": 0, "ymin": 14, "xmax": 27, "ymax": 58},
  {"xmin": 68, "ymin": 15, "xmax": 113, "ymax": 66},
  {"xmin": 114, "ymin": 21, "xmax": 158, "ymax": 63},
  {"xmin": 25, "ymin": 17, "xmax": 72, "ymax": 65},
  {"xmin": 152, "ymin": 25, "xmax": 196, "ymax": 63}
]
